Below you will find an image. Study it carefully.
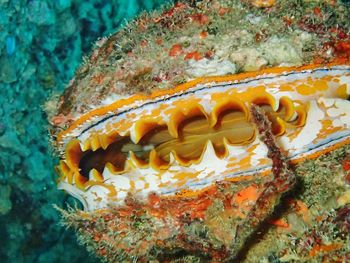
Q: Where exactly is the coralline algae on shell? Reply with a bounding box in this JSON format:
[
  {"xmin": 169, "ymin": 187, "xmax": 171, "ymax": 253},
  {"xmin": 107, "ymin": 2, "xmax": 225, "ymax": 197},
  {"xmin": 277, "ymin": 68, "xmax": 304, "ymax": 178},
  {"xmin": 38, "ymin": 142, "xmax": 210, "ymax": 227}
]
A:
[{"xmin": 49, "ymin": 0, "xmax": 350, "ymax": 262}]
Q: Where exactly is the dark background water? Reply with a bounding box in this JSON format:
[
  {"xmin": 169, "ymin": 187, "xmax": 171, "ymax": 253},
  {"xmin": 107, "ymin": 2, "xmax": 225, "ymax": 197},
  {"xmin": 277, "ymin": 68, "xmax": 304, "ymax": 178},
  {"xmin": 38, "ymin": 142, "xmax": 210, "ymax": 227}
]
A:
[{"xmin": 0, "ymin": 1, "xmax": 170, "ymax": 262}]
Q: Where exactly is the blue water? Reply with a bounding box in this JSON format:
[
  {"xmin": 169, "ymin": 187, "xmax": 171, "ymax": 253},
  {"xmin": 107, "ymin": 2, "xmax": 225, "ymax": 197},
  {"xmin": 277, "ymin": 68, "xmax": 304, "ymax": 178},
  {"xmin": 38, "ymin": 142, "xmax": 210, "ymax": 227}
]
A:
[{"xmin": 0, "ymin": 1, "xmax": 170, "ymax": 262}]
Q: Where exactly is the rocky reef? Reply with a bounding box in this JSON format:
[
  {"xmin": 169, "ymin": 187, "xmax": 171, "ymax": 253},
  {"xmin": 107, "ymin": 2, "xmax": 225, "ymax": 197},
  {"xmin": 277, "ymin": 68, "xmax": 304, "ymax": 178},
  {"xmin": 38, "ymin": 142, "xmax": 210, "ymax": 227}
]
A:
[{"xmin": 0, "ymin": 0, "xmax": 168, "ymax": 262}]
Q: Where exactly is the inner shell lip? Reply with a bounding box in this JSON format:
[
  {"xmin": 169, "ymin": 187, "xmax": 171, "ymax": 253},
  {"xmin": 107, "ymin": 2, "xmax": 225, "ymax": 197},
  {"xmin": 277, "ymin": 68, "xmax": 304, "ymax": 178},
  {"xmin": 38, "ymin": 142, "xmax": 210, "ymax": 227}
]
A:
[{"xmin": 77, "ymin": 103, "xmax": 294, "ymax": 179}]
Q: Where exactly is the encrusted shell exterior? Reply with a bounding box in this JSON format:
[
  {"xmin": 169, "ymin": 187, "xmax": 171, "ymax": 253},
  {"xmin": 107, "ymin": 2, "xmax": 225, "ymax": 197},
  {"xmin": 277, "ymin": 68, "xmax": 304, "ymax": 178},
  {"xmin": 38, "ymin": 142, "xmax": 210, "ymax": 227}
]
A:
[
  {"xmin": 47, "ymin": 0, "xmax": 350, "ymax": 135},
  {"xmin": 51, "ymin": 1, "xmax": 350, "ymax": 262}
]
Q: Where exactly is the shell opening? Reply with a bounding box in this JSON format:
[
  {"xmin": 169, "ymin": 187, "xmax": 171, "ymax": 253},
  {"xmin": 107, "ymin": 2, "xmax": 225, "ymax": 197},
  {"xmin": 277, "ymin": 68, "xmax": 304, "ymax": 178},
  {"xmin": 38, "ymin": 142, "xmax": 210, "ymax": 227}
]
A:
[{"xmin": 60, "ymin": 97, "xmax": 304, "ymax": 188}]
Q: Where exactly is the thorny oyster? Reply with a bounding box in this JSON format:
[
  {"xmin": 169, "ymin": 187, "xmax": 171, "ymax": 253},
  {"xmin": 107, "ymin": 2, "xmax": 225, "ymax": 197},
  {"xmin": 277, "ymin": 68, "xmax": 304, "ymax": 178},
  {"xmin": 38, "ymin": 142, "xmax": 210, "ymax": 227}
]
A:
[{"xmin": 47, "ymin": 0, "xmax": 350, "ymax": 262}]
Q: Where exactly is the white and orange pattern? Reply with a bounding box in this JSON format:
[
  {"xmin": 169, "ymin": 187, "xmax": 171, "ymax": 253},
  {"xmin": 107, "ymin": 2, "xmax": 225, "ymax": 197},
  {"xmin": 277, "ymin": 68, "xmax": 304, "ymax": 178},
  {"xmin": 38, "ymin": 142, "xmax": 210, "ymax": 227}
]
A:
[{"xmin": 56, "ymin": 63, "xmax": 350, "ymax": 210}]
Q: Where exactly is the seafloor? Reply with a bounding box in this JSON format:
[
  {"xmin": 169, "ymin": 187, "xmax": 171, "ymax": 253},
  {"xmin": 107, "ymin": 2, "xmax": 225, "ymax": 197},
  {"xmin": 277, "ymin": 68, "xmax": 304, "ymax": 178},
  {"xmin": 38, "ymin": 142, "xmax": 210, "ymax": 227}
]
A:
[{"xmin": 0, "ymin": 1, "xmax": 169, "ymax": 262}]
